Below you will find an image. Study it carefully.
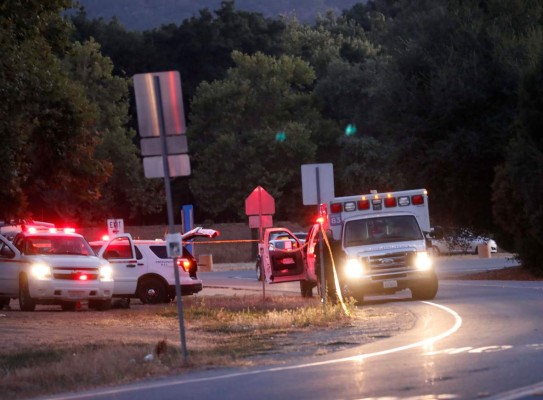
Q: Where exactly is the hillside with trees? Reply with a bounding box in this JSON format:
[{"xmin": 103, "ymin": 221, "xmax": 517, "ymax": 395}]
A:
[
  {"xmin": 3, "ymin": 0, "xmax": 543, "ymax": 275},
  {"xmin": 74, "ymin": 0, "xmax": 365, "ymax": 30}
]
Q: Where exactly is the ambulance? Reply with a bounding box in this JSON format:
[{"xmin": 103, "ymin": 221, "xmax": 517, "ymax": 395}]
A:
[
  {"xmin": 257, "ymin": 189, "xmax": 440, "ymax": 303},
  {"xmin": 325, "ymin": 188, "xmax": 439, "ymax": 302}
]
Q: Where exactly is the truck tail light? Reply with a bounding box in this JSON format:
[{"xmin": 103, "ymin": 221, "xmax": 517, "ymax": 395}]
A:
[
  {"xmin": 412, "ymin": 195, "xmax": 425, "ymax": 205},
  {"xmin": 384, "ymin": 195, "xmax": 397, "ymax": 208},
  {"xmin": 330, "ymin": 203, "xmax": 343, "ymax": 213},
  {"xmin": 357, "ymin": 199, "xmax": 370, "ymax": 210},
  {"xmin": 177, "ymin": 258, "xmax": 192, "ymax": 272}
]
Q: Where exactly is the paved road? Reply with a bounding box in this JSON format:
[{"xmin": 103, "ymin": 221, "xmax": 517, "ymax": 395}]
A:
[{"xmin": 43, "ymin": 256, "xmax": 543, "ymax": 400}]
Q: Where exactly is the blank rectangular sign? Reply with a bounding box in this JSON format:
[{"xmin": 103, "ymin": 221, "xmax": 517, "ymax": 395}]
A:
[
  {"xmin": 140, "ymin": 135, "xmax": 188, "ymax": 156},
  {"xmin": 133, "ymin": 71, "xmax": 186, "ymax": 137},
  {"xmin": 143, "ymin": 154, "xmax": 191, "ymax": 178},
  {"xmin": 301, "ymin": 163, "xmax": 335, "ymax": 205}
]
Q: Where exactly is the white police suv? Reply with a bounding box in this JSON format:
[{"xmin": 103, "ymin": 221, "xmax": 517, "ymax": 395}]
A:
[
  {"xmin": 90, "ymin": 227, "xmax": 218, "ymax": 304},
  {"xmin": 0, "ymin": 226, "xmax": 114, "ymax": 311}
]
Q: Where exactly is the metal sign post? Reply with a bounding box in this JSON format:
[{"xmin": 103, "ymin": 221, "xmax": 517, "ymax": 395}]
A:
[
  {"xmin": 301, "ymin": 163, "xmax": 335, "ymax": 305},
  {"xmin": 245, "ymin": 186, "xmax": 275, "ymax": 301},
  {"xmin": 315, "ymin": 167, "xmax": 326, "ymax": 305},
  {"xmin": 134, "ymin": 70, "xmax": 190, "ymax": 363},
  {"xmin": 153, "ymin": 76, "xmax": 188, "ymax": 363}
]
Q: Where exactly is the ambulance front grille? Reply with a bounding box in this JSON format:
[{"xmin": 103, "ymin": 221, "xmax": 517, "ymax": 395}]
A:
[{"xmin": 365, "ymin": 251, "xmax": 416, "ymax": 276}]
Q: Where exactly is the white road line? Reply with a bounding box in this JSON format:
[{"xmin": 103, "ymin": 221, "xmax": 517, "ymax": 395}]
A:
[{"xmin": 46, "ymin": 301, "xmax": 462, "ymax": 400}]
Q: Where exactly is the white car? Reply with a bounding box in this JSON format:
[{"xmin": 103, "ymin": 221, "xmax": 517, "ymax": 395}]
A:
[
  {"xmin": 90, "ymin": 227, "xmax": 218, "ymax": 304},
  {"xmin": 429, "ymin": 228, "xmax": 498, "ymax": 255},
  {"xmin": 0, "ymin": 228, "xmax": 114, "ymax": 311}
]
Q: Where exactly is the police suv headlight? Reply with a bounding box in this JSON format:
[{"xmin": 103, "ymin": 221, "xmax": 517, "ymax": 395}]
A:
[
  {"xmin": 31, "ymin": 263, "xmax": 52, "ymax": 280},
  {"xmin": 345, "ymin": 258, "xmax": 365, "ymax": 278},
  {"xmin": 99, "ymin": 265, "xmax": 113, "ymax": 281},
  {"xmin": 415, "ymin": 251, "xmax": 432, "ymax": 271}
]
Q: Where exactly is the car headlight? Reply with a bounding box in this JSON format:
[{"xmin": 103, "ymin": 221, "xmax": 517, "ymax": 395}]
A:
[
  {"xmin": 31, "ymin": 263, "xmax": 52, "ymax": 280},
  {"xmin": 345, "ymin": 258, "xmax": 365, "ymax": 278},
  {"xmin": 99, "ymin": 265, "xmax": 113, "ymax": 281},
  {"xmin": 415, "ymin": 251, "xmax": 432, "ymax": 271}
]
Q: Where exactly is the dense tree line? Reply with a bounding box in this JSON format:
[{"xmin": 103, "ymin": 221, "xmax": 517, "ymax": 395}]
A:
[
  {"xmin": 75, "ymin": 0, "xmax": 363, "ymax": 30},
  {"xmin": 2, "ymin": 0, "xmax": 543, "ymax": 274}
]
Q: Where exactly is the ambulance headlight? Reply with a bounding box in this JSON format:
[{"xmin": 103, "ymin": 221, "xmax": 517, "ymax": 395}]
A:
[
  {"xmin": 345, "ymin": 258, "xmax": 365, "ymax": 278},
  {"xmin": 99, "ymin": 265, "xmax": 113, "ymax": 281},
  {"xmin": 415, "ymin": 251, "xmax": 432, "ymax": 271},
  {"xmin": 31, "ymin": 263, "xmax": 52, "ymax": 280}
]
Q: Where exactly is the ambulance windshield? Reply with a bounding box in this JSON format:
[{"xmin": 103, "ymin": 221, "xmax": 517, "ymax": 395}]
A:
[{"xmin": 343, "ymin": 215, "xmax": 422, "ymax": 247}]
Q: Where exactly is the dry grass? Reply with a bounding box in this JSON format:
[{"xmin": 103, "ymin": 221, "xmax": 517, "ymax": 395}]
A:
[{"xmin": 0, "ymin": 295, "xmax": 364, "ymax": 400}]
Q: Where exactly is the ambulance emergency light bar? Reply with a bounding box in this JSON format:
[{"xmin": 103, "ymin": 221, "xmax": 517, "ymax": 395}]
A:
[{"xmin": 330, "ymin": 190, "xmax": 427, "ymax": 214}]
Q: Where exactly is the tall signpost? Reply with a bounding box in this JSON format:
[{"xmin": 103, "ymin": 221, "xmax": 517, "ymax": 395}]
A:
[
  {"xmin": 245, "ymin": 186, "xmax": 275, "ymax": 299},
  {"xmin": 301, "ymin": 163, "xmax": 335, "ymax": 304},
  {"xmin": 133, "ymin": 71, "xmax": 190, "ymax": 363}
]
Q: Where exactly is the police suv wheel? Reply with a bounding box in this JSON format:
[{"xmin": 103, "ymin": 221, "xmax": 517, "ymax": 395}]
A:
[
  {"xmin": 138, "ymin": 277, "xmax": 168, "ymax": 304},
  {"xmin": 19, "ymin": 275, "xmax": 36, "ymax": 311}
]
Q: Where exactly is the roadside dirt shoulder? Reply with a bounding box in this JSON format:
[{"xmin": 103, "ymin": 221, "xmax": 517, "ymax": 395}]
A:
[{"xmin": 0, "ymin": 299, "xmax": 416, "ymax": 361}]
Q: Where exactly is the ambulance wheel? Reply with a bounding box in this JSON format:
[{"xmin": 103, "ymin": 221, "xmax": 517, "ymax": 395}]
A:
[
  {"xmin": 411, "ymin": 274, "xmax": 438, "ymax": 300},
  {"xmin": 19, "ymin": 275, "xmax": 36, "ymax": 311},
  {"xmin": 61, "ymin": 301, "xmax": 78, "ymax": 311},
  {"xmin": 138, "ymin": 277, "xmax": 168, "ymax": 304},
  {"xmin": 300, "ymin": 281, "xmax": 314, "ymax": 298}
]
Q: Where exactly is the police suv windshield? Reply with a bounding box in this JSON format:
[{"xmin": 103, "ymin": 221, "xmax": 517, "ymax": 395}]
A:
[
  {"xmin": 15, "ymin": 235, "xmax": 94, "ymax": 256},
  {"xmin": 343, "ymin": 215, "xmax": 423, "ymax": 247}
]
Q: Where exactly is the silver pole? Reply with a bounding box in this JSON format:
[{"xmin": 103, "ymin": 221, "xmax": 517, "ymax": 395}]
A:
[{"xmin": 154, "ymin": 76, "xmax": 188, "ymax": 363}]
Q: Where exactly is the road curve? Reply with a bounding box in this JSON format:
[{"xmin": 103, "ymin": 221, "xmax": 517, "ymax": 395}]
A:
[{"xmin": 40, "ymin": 269, "xmax": 543, "ymax": 400}]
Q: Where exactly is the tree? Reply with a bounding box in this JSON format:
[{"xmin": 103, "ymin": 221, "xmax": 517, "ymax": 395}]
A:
[
  {"xmin": 281, "ymin": 15, "xmax": 381, "ymax": 168},
  {"xmin": 344, "ymin": 0, "xmax": 543, "ymax": 230},
  {"xmin": 492, "ymin": 30, "xmax": 543, "ymax": 275},
  {"xmin": 188, "ymin": 51, "xmax": 326, "ymax": 222},
  {"xmin": 0, "ymin": 0, "xmax": 106, "ymax": 222},
  {"xmin": 62, "ymin": 39, "xmax": 164, "ymax": 223}
]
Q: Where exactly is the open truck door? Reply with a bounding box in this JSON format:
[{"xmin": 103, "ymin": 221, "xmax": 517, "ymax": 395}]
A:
[
  {"xmin": 258, "ymin": 225, "xmax": 321, "ymax": 297},
  {"xmin": 259, "ymin": 228, "xmax": 306, "ymax": 284}
]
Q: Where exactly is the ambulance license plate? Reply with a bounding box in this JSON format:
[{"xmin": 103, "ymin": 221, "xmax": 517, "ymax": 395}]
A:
[{"xmin": 383, "ymin": 280, "xmax": 398, "ymax": 289}]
